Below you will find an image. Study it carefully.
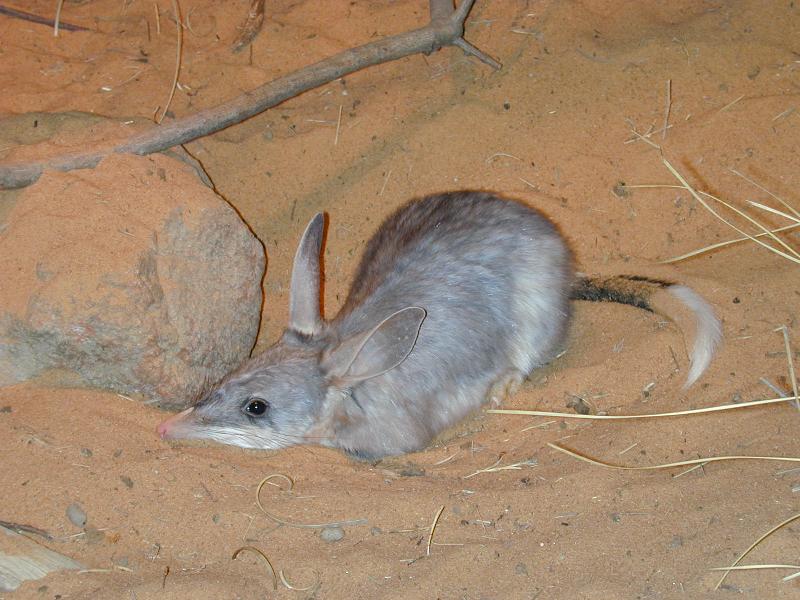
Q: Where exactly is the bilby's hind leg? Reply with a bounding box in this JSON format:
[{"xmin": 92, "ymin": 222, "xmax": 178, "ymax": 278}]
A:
[{"xmin": 486, "ymin": 369, "xmax": 525, "ymax": 407}]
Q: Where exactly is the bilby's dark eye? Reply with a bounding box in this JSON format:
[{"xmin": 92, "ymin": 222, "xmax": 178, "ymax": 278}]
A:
[{"xmin": 243, "ymin": 397, "xmax": 270, "ymax": 417}]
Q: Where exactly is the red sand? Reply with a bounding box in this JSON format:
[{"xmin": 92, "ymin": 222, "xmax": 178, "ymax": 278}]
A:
[{"xmin": 1, "ymin": 1, "xmax": 799, "ymax": 597}]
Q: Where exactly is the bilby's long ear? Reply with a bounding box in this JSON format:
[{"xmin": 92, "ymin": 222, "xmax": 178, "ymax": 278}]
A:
[
  {"xmin": 322, "ymin": 307, "xmax": 426, "ymax": 384},
  {"xmin": 289, "ymin": 213, "xmax": 325, "ymax": 335}
]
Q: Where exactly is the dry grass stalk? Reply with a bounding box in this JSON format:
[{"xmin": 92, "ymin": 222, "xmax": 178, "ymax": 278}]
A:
[
  {"xmin": 426, "ymin": 505, "xmax": 445, "ymax": 556},
  {"xmin": 54, "ymin": 0, "xmax": 64, "ymax": 36},
  {"xmin": 731, "ymin": 168, "xmax": 800, "ymax": 220},
  {"xmin": 622, "ymin": 163, "xmax": 800, "ymax": 263},
  {"xmin": 462, "ymin": 456, "xmax": 538, "ymax": 479},
  {"xmin": 232, "ymin": 546, "xmax": 277, "ymax": 590},
  {"xmin": 255, "ymin": 474, "xmax": 367, "ymax": 529},
  {"xmin": 714, "ymin": 512, "xmax": 800, "ymax": 589},
  {"xmin": 711, "ymin": 565, "xmax": 800, "ymax": 582},
  {"xmin": 155, "ymin": 0, "xmax": 183, "ymax": 124},
  {"xmin": 660, "ymin": 221, "xmax": 800, "ymax": 263},
  {"xmin": 488, "ymin": 395, "xmax": 799, "ymax": 420},
  {"xmin": 662, "ymin": 158, "xmax": 800, "ymax": 264},
  {"xmin": 776, "ymin": 326, "xmax": 799, "ymax": 410},
  {"xmin": 662, "ymin": 79, "xmax": 671, "ymax": 140},
  {"xmin": 547, "ymin": 442, "xmax": 800, "ymax": 471},
  {"xmin": 279, "ymin": 568, "xmax": 320, "ymax": 592}
]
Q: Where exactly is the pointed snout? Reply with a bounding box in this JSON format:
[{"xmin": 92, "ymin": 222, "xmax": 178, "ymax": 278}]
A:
[{"xmin": 156, "ymin": 407, "xmax": 195, "ymax": 439}]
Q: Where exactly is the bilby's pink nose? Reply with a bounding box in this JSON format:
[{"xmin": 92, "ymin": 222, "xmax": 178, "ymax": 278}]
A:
[
  {"xmin": 157, "ymin": 407, "xmax": 194, "ymax": 439},
  {"xmin": 156, "ymin": 420, "xmax": 170, "ymax": 439}
]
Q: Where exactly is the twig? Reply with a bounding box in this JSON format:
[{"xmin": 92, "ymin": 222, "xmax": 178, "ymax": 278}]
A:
[
  {"xmin": 0, "ymin": 4, "xmax": 89, "ymax": 31},
  {"xmin": 0, "ymin": 520, "xmax": 53, "ymax": 540},
  {"xmin": 761, "ymin": 377, "xmax": 789, "ymax": 397},
  {"xmin": 0, "ymin": 0, "xmax": 500, "ymax": 189},
  {"xmin": 155, "ymin": 0, "xmax": 183, "ymax": 124}
]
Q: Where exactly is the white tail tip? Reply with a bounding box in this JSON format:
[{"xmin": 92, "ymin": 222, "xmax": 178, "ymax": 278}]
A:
[{"xmin": 667, "ymin": 285, "xmax": 722, "ymax": 387}]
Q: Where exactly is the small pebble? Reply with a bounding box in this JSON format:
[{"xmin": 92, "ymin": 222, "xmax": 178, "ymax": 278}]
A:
[
  {"xmin": 612, "ymin": 182, "xmax": 630, "ymax": 198},
  {"xmin": 320, "ymin": 526, "xmax": 344, "ymax": 543},
  {"xmin": 66, "ymin": 502, "xmax": 87, "ymax": 528}
]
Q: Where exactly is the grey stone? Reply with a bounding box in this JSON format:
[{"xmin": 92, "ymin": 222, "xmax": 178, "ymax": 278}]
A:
[
  {"xmin": 0, "ymin": 153, "xmax": 265, "ymax": 408},
  {"xmin": 66, "ymin": 503, "xmax": 87, "ymax": 528},
  {"xmin": 320, "ymin": 526, "xmax": 345, "ymax": 542},
  {"xmin": 0, "ymin": 524, "xmax": 84, "ymax": 591}
]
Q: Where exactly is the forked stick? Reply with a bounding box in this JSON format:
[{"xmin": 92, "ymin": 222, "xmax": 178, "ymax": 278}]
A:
[{"xmin": 0, "ymin": 0, "xmax": 498, "ymax": 189}]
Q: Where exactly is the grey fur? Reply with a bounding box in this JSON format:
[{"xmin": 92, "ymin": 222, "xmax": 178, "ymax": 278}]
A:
[{"xmin": 157, "ymin": 191, "xmax": 719, "ymax": 458}]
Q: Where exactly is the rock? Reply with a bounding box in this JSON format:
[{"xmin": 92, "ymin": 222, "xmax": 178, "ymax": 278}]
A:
[
  {"xmin": 320, "ymin": 526, "xmax": 345, "ymax": 543},
  {"xmin": 66, "ymin": 502, "xmax": 87, "ymax": 528},
  {"xmin": 0, "ymin": 525, "xmax": 83, "ymax": 592},
  {"xmin": 0, "ymin": 153, "xmax": 265, "ymax": 408}
]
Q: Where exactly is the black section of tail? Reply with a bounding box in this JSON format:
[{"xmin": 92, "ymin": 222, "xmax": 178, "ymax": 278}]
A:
[{"xmin": 570, "ymin": 275, "xmax": 674, "ymax": 313}]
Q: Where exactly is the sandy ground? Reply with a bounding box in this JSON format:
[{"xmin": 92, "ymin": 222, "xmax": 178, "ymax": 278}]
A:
[{"xmin": 1, "ymin": 1, "xmax": 800, "ymax": 598}]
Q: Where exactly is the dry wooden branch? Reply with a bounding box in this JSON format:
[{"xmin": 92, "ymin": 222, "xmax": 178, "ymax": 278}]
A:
[
  {"xmin": 0, "ymin": 0, "xmax": 499, "ymax": 189},
  {"xmin": 0, "ymin": 4, "xmax": 90, "ymax": 32}
]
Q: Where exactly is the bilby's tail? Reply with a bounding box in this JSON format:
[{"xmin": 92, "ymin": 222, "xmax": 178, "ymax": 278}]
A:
[{"xmin": 570, "ymin": 275, "xmax": 722, "ymax": 387}]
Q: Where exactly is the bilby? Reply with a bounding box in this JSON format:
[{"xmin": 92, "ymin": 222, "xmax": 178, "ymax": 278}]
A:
[{"xmin": 157, "ymin": 191, "xmax": 721, "ymax": 459}]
